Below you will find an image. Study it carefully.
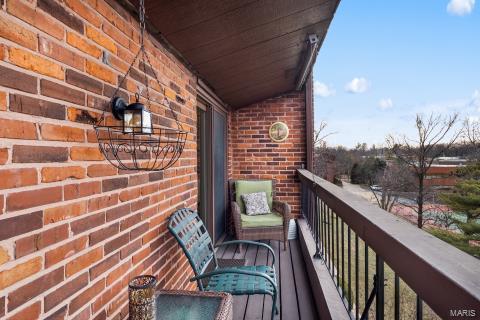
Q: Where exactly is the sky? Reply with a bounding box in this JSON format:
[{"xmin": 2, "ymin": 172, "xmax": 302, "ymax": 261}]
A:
[{"xmin": 312, "ymin": 0, "xmax": 480, "ymax": 148}]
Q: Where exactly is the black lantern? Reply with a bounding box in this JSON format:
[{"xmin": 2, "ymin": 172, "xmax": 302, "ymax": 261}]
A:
[{"xmin": 112, "ymin": 95, "xmax": 153, "ymax": 134}]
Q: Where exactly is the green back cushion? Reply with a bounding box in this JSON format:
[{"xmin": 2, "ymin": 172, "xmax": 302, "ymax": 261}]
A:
[{"xmin": 235, "ymin": 180, "xmax": 273, "ymax": 214}]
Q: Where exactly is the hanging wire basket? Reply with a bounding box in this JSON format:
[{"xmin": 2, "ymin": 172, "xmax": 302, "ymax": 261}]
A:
[
  {"xmin": 93, "ymin": 0, "xmax": 188, "ymax": 171},
  {"xmin": 94, "ymin": 125, "xmax": 188, "ymax": 171}
]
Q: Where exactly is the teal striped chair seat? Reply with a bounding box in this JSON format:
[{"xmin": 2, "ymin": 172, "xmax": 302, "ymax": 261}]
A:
[
  {"xmin": 205, "ymin": 265, "xmax": 276, "ymax": 295},
  {"xmin": 168, "ymin": 208, "xmax": 278, "ymax": 320}
]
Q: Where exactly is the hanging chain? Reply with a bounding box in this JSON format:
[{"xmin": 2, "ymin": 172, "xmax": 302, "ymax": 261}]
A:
[{"xmin": 95, "ymin": 0, "xmax": 183, "ymax": 131}]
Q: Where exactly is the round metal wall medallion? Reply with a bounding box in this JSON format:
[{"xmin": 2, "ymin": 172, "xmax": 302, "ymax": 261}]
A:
[{"xmin": 269, "ymin": 122, "xmax": 289, "ymax": 142}]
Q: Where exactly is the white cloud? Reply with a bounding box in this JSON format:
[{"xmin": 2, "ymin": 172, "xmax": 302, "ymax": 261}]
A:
[
  {"xmin": 470, "ymin": 89, "xmax": 480, "ymax": 110},
  {"xmin": 314, "ymin": 81, "xmax": 336, "ymax": 97},
  {"xmin": 345, "ymin": 77, "xmax": 370, "ymax": 94},
  {"xmin": 379, "ymin": 98, "xmax": 393, "ymax": 110},
  {"xmin": 447, "ymin": 0, "xmax": 475, "ymax": 16}
]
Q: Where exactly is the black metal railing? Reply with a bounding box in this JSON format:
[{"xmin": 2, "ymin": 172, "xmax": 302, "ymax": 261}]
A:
[{"xmin": 298, "ymin": 169, "xmax": 480, "ymax": 320}]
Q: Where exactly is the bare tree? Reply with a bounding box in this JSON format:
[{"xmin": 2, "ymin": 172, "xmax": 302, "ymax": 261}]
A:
[
  {"xmin": 370, "ymin": 162, "xmax": 415, "ymax": 212},
  {"xmin": 313, "ymin": 121, "xmax": 337, "ymax": 179},
  {"xmin": 386, "ymin": 113, "xmax": 462, "ymax": 228},
  {"xmin": 464, "ymin": 118, "xmax": 479, "ymax": 146}
]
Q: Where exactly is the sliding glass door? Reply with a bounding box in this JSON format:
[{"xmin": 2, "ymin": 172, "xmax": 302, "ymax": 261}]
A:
[{"xmin": 196, "ymin": 98, "xmax": 227, "ymax": 242}]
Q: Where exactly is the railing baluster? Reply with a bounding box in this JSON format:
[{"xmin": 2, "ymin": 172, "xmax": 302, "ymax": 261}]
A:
[
  {"xmin": 330, "ymin": 208, "xmax": 334, "ymax": 272},
  {"xmin": 326, "ymin": 203, "xmax": 330, "ymax": 271},
  {"xmin": 416, "ymin": 296, "xmax": 423, "ymax": 320},
  {"xmin": 376, "ymin": 255, "xmax": 384, "ymax": 320},
  {"xmin": 355, "ymin": 234, "xmax": 359, "ymax": 319},
  {"xmin": 364, "ymin": 243, "xmax": 369, "ymax": 320},
  {"xmin": 395, "ymin": 273, "xmax": 400, "ymax": 320},
  {"xmin": 342, "ymin": 219, "xmax": 345, "ymax": 298},
  {"xmin": 336, "ymin": 213, "xmax": 339, "ymax": 286},
  {"xmin": 348, "ymin": 226, "xmax": 352, "ymax": 311},
  {"xmin": 319, "ymin": 198, "xmax": 324, "ymax": 258}
]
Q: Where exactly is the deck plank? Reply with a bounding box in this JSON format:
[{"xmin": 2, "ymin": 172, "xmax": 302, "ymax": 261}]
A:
[
  {"xmin": 233, "ymin": 244, "xmax": 258, "ymax": 320},
  {"xmin": 263, "ymin": 241, "xmax": 281, "ymax": 320},
  {"xmin": 290, "ymin": 239, "xmax": 318, "ymax": 320},
  {"xmin": 280, "ymin": 241, "xmax": 300, "ymax": 320},
  {"xmin": 244, "ymin": 241, "xmax": 269, "ymax": 320}
]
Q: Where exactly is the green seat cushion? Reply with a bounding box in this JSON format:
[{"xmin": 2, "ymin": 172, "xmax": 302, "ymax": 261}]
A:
[
  {"xmin": 240, "ymin": 212, "xmax": 283, "ymax": 228},
  {"xmin": 235, "ymin": 180, "xmax": 273, "ymax": 214}
]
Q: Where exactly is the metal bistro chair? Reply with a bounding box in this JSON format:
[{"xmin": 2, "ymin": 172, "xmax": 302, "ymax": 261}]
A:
[{"xmin": 168, "ymin": 208, "xmax": 279, "ymax": 320}]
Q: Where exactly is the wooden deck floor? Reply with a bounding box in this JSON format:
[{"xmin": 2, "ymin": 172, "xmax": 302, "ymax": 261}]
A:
[{"xmin": 216, "ymin": 239, "xmax": 319, "ymax": 320}]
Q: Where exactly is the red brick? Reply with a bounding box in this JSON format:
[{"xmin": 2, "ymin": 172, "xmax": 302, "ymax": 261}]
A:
[
  {"xmin": 0, "ymin": 65, "xmax": 37, "ymax": 94},
  {"xmin": 89, "ymin": 252, "xmax": 119, "ymax": 280},
  {"xmin": 87, "ymin": 164, "xmax": 118, "ymax": 177},
  {"xmin": 86, "ymin": 25, "xmax": 116, "ymax": 53},
  {"xmin": 0, "ymin": 119, "xmax": 37, "ymax": 140},
  {"xmin": 12, "ymin": 145, "xmax": 68, "ymax": 163},
  {"xmin": 104, "ymin": 233, "xmax": 129, "ymax": 255},
  {"xmin": 0, "ymin": 246, "xmax": 10, "ymax": 266},
  {"xmin": 43, "ymin": 201, "xmax": 87, "ymax": 224},
  {"xmin": 41, "ymin": 166, "xmax": 86, "ymax": 183},
  {"xmin": 106, "ymin": 260, "xmax": 130, "ymax": 286},
  {"xmin": 0, "ymin": 168, "xmax": 38, "ymax": 190},
  {"xmin": 66, "ymin": 247, "xmax": 103, "ymax": 277},
  {"xmin": 45, "ymin": 305, "xmax": 67, "ymax": 320},
  {"xmin": 7, "ymin": 0, "xmax": 64, "ymax": 40},
  {"xmin": 40, "ymin": 79, "xmax": 85, "ymax": 105},
  {"xmin": 8, "ymin": 267, "xmax": 64, "ymax": 311},
  {"xmin": 64, "ymin": 181, "xmax": 101, "ymax": 200},
  {"xmin": 88, "ymin": 193, "xmax": 118, "ymax": 212},
  {"xmin": 119, "ymin": 188, "xmax": 141, "ymax": 202},
  {"xmin": 0, "ymin": 296, "xmax": 4, "ymax": 318},
  {"xmin": 89, "ymin": 222, "xmax": 119, "ymax": 245},
  {"xmin": 39, "ymin": 36, "xmax": 85, "ymax": 71},
  {"xmin": 45, "ymin": 236, "xmax": 88, "ymax": 268},
  {"xmin": 0, "ymin": 14, "xmax": 37, "ymax": 51},
  {"xmin": 132, "ymin": 247, "xmax": 150, "ymax": 265},
  {"xmin": 0, "ymin": 149, "xmax": 7, "ymax": 165},
  {"xmin": 69, "ymin": 279, "xmax": 105, "ymax": 315},
  {"xmin": 44, "ymin": 273, "xmax": 88, "ymax": 312},
  {"xmin": 9, "ymin": 94, "xmax": 66, "ymax": 120},
  {"xmin": 38, "ymin": 0, "xmax": 84, "ymax": 34},
  {"xmin": 120, "ymin": 214, "xmax": 141, "ymax": 231},
  {"xmin": 130, "ymin": 223, "xmax": 149, "ymax": 241},
  {"xmin": 15, "ymin": 224, "xmax": 69, "ymax": 258},
  {"xmin": 9, "ymin": 47, "xmax": 64, "ymax": 80},
  {"xmin": 7, "ymin": 301, "xmax": 41, "ymax": 320},
  {"xmin": 0, "ymin": 211, "xmax": 43, "ymax": 241},
  {"xmin": 70, "ymin": 147, "xmax": 104, "ymax": 161},
  {"xmin": 102, "ymin": 177, "xmax": 128, "ymax": 192},
  {"xmin": 7, "ymin": 186, "xmax": 62, "ymax": 212},
  {"xmin": 66, "ymin": 31, "xmax": 102, "ymax": 58},
  {"xmin": 66, "ymin": 69, "xmax": 103, "ymax": 94},
  {"xmin": 0, "ymin": 257, "xmax": 42, "ymax": 290},
  {"xmin": 128, "ymin": 174, "xmax": 149, "ymax": 186},
  {"xmin": 68, "ymin": 107, "xmax": 102, "ymax": 124},
  {"xmin": 106, "ymin": 203, "xmax": 130, "ymax": 222},
  {"xmin": 120, "ymin": 238, "xmax": 141, "ymax": 260},
  {"xmin": 131, "ymin": 197, "xmax": 149, "ymax": 212},
  {"xmin": 86, "ymin": 60, "xmax": 116, "ymax": 84},
  {"xmin": 41, "ymin": 124, "xmax": 85, "ymax": 142},
  {"xmin": 0, "ymin": 91, "xmax": 6, "ymax": 111},
  {"xmin": 64, "ymin": 0, "xmax": 102, "ymax": 28},
  {"xmin": 71, "ymin": 212, "xmax": 105, "ymax": 235},
  {"xmin": 72, "ymin": 306, "xmax": 90, "ymax": 320}
]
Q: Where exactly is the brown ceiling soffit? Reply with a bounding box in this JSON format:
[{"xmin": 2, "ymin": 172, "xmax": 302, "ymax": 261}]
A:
[{"xmin": 117, "ymin": 0, "xmax": 341, "ymax": 108}]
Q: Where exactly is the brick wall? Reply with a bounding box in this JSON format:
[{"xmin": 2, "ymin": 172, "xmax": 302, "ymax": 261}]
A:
[
  {"xmin": 0, "ymin": 1, "xmax": 198, "ymax": 319},
  {"xmin": 229, "ymin": 92, "xmax": 307, "ymax": 216}
]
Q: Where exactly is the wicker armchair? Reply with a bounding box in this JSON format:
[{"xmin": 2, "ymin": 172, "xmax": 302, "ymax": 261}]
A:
[{"xmin": 229, "ymin": 180, "xmax": 291, "ymax": 250}]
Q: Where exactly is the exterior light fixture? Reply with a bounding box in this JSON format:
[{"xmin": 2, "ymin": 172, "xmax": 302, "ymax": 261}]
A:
[
  {"xmin": 92, "ymin": 0, "xmax": 187, "ymax": 171},
  {"xmin": 112, "ymin": 95, "xmax": 153, "ymax": 134},
  {"xmin": 295, "ymin": 34, "xmax": 320, "ymax": 90}
]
